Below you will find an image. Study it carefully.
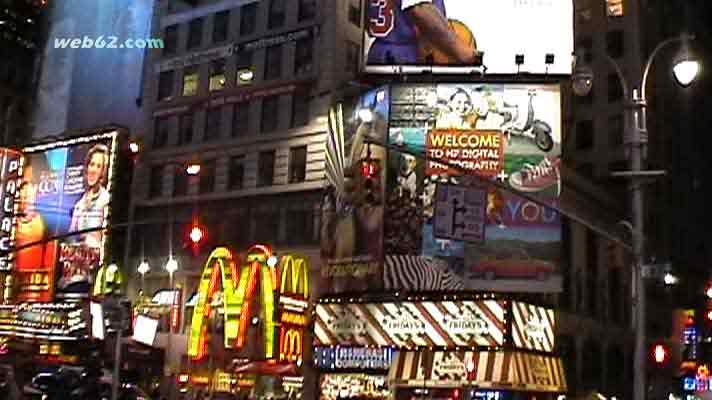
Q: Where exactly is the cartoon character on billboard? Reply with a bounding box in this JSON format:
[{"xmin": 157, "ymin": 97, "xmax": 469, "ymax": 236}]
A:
[
  {"xmin": 367, "ymin": 0, "xmax": 478, "ymax": 65},
  {"xmin": 69, "ymin": 143, "xmax": 110, "ymax": 249}
]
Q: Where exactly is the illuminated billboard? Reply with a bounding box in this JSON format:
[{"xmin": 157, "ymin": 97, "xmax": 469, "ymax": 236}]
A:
[
  {"xmin": 363, "ymin": 0, "xmax": 573, "ymax": 75},
  {"xmin": 385, "ymin": 83, "xmax": 562, "ymax": 293},
  {"xmin": 15, "ymin": 131, "xmax": 119, "ymax": 301},
  {"xmin": 320, "ymin": 87, "xmax": 390, "ymax": 293}
]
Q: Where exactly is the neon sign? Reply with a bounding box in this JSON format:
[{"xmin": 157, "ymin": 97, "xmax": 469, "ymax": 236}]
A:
[
  {"xmin": 187, "ymin": 246, "xmax": 311, "ymax": 365},
  {"xmin": 0, "ymin": 149, "xmax": 23, "ymax": 276}
]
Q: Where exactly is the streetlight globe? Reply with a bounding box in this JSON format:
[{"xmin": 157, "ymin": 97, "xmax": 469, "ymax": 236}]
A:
[
  {"xmin": 165, "ymin": 257, "xmax": 178, "ymax": 274},
  {"xmin": 137, "ymin": 260, "xmax": 150, "ymax": 275},
  {"xmin": 186, "ymin": 163, "xmax": 201, "ymax": 176},
  {"xmin": 673, "ymin": 60, "xmax": 699, "ymax": 87},
  {"xmin": 663, "ymin": 273, "xmax": 678, "ymax": 286}
]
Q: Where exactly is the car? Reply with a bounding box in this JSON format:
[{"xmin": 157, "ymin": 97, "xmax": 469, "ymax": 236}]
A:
[
  {"xmin": 24, "ymin": 366, "xmax": 103, "ymax": 400},
  {"xmin": 469, "ymin": 253, "xmax": 556, "ymax": 280},
  {"xmin": 99, "ymin": 383, "xmax": 153, "ymax": 400}
]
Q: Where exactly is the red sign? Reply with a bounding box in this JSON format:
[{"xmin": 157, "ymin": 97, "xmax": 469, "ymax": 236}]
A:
[{"xmin": 426, "ymin": 129, "xmax": 504, "ymax": 177}]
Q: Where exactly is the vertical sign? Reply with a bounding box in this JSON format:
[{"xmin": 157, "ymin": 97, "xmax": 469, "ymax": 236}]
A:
[{"xmin": 0, "ymin": 149, "xmax": 24, "ymax": 302}]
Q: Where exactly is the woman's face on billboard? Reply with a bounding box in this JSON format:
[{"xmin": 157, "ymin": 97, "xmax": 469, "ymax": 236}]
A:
[{"xmin": 87, "ymin": 152, "xmax": 106, "ymax": 188}]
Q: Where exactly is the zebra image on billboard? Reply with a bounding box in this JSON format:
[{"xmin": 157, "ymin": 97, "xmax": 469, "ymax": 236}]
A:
[{"xmin": 385, "ymin": 83, "xmax": 562, "ymax": 293}]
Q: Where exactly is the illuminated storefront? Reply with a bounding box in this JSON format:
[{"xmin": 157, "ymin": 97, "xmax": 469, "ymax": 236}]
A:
[{"xmin": 180, "ymin": 245, "xmax": 312, "ymax": 399}]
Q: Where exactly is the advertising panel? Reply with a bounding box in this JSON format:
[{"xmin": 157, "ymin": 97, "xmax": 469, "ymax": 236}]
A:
[
  {"xmin": 314, "ymin": 346, "xmax": 396, "ymax": 371},
  {"xmin": 320, "ymin": 374, "xmax": 390, "ymax": 400},
  {"xmin": 511, "ymin": 301, "xmax": 555, "ymax": 352},
  {"xmin": 314, "ymin": 300, "xmax": 506, "ymax": 348},
  {"xmin": 363, "ymin": 0, "xmax": 573, "ymax": 75},
  {"xmin": 386, "ymin": 83, "xmax": 562, "ymax": 293},
  {"xmin": 16, "ymin": 131, "xmax": 118, "ymax": 301},
  {"xmin": 321, "ymin": 87, "xmax": 390, "ymax": 293}
]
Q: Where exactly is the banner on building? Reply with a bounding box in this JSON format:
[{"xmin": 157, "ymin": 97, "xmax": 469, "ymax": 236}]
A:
[{"xmin": 363, "ymin": 0, "xmax": 573, "ymax": 75}]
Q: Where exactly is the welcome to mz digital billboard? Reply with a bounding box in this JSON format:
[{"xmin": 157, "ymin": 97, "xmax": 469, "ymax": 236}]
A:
[{"xmin": 363, "ymin": 0, "xmax": 574, "ymax": 75}]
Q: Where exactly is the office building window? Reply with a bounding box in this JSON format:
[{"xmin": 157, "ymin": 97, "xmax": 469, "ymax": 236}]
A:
[
  {"xmin": 298, "ymin": 0, "xmax": 317, "ymax": 21},
  {"xmin": 346, "ymin": 41, "xmax": 360, "ymax": 72},
  {"xmin": 606, "ymin": 30, "xmax": 624, "ymax": 59},
  {"xmin": 233, "ymin": 103, "xmax": 250, "ymax": 136},
  {"xmin": 209, "ymin": 59, "xmax": 226, "ymax": 91},
  {"xmin": 289, "ymin": 146, "xmax": 307, "ymax": 183},
  {"xmin": 608, "ymin": 73, "xmax": 623, "ymax": 102},
  {"xmin": 187, "ymin": 18, "xmax": 203, "ymax": 49},
  {"xmin": 153, "ymin": 117, "xmax": 170, "ymax": 148},
  {"xmin": 213, "ymin": 11, "xmax": 230, "ymax": 43},
  {"xmin": 178, "ymin": 113, "xmax": 194, "ymax": 145},
  {"xmin": 182, "ymin": 67, "xmax": 199, "ymax": 96},
  {"xmin": 149, "ymin": 166, "xmax": 163, "ymax": 198},
  {"xmin": 199, "ymin": 160, "xmax": 216, "ymax": 194},
  {"xmin": 163, "ymin": 25, "xmax": 178, "ymax": 55},
  {"xmin": 576, "ymin": 120, "xmax": 594, "ymax": 150},
  {"xmin": 348, "ymin": 1, "xmax": 362, "ymax": 27},
  {"xmin": 158, "ymin": 70, "xmax": 174, "ymax": 101},
  {"xmin": 204, "ymin": 107, "xmax": 222, "ymax": 141},
  {"xmin": 268, "ymin": 0, "xmax": 286, "ymax": 29},
  {"xmin": 291, "ymin": 92, "xmax": 309, "ymax": 128},
  {"xmin": 173, "ymin": 167, "xmax": 188, "ymax": 196},
  {"xmin": 264, "ymin": 45, "xmax": 282, "ymax": 80},
  {"xmin": 608, "ymin": 114, "xmax": 623, "ymax": 147},
  {"xmin": 258, "ymin": 151, "xmax": 276, "ymax": 187},
  {"xmin": 240, "ymin": 3, "xmax": 257, "ymax": 35},
  {"xmin": 261, "ymin": 96, "xmax": 280, "ymax": 132},
  {"xmin": 286, "ymin": 207, "xmax": 314, "ymax": 245},
  {"xmin": 236, "ymin": 51, "xmax": 254, "ymax": 85},
  {"xmin": 294, "ymin": 37, "xmax": 314, "ymax": 75},
  {"xmin": 606, "ymin": 0, "xmax": 624, "ymax": 17},
  {"xmin": 228, "ymin": 155, "xmax": 245, "ymax": 190}
]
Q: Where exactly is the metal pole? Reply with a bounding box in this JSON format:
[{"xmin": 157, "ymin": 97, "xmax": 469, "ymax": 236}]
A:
[
  {"xmin": 112, "ymin": 327, "xmax": 123, "ymax": 400},
  {"xmin": 168, "ymin": 270, "xmax": 174, "ymax": 400},
  {"xmin": 631, "ymin": 89, "xmax": 647, "ymax": 400}
]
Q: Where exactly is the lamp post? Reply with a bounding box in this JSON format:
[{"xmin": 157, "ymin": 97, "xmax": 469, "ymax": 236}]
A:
[
  {"xmin": 573, "ymin": 33, "xmax": 698, "ymax": 400},
  {"xmin": 137, "ymin": 260, "xmax": 150, "ymax": 292}
]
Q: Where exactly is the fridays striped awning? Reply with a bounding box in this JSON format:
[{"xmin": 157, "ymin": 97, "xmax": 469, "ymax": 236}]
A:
[
  {"xmin": 388, "ymin": 350, "xmax": 567, "ymax": 393},
  {"xmin": 511, "ymin": 301, "xmax": 556, "ymax": 353}
]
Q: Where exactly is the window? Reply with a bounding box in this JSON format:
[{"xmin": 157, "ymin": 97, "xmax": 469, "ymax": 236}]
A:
[
  {"xmin": 233, "ymin": 103, "xmax": 250, "ymax": 136},
  {"xmin": 173, "ymin": 167, "xmax": 188, "ymax": 196},
  {"xmin": 254, "ymin": 208, "xmax": 280, "ymax": 243},
  {"xmin": 348, "ymin": 1, "xmax": 362, "ymax": 27},
  {"xmin": 240, "ymin": 3, "xmax": 257, "ymax": 35},
  {"xmin": 258, "ymin": 151, "xmax": 276, "ymax": 187},
  {"xmin": 209, "ymin": 59, "xmax": 226, "ymax": 91},
  {"xmin": 182, "ymin": 67, "xmax": 199, "ymax": 96},
  {"xmin": 149, "ymin": 166, "xmax": 163, "ymax": 198},
  {"xmin": 178, "ymin": 113, "xmax": 194, "ymax": 145},
  {"xmin": 291, "ymin": 92, "xmax": 309, "ymax": 127},
  {"xmin": 158, "ymin": 70, "xmax": 174, "ymax": 101},
  {"xmin": 163, "ymin": 25, "xmax": 178, "ymax": 55},
  {"xmin": 346, "ymin": 41, "xmax": 360, "ymax": 73},
  {"xmin": 268, "ymin": 0, "xmax": 286, "ymax": 29},
  {"xmin": 264, "ymin": 45, "xmax": 282, "ymax": 80},
  {"xmin": 286, "ymin": 207, "xmax": 314, "ymax": 245},
  {"xmin": 575, "ymin": 120, "xmax": 594, "ymax": 150},
  {"xmin": 608, "ymin": 114, "xmax": 623, "ymax": 147},
  {"xmin": 294, "ymin": 37, "xmax": 314, "ymax": 75},
  {"xmin": 188, "ymin": 18, "xmax": 203, "ymax": 49},
  {"xmin": 606, "ymin": 30, "xmax": 624, "ymax": 59},
  {"xmin": 204, "ymin": 107, "xmax": 222, "ymax": 141},
  {"xmin": 608, "ymin": 73, "xmax": 623, "ymax": 102},
  {"xmin": 213, "ymin": 11, "xmax": 230, "ymax": 43},
  {"xmin": 606, "ymin": 0, "xmax": 624, "ymax": 17},
  {"xmin": 153, "ymin": 117, "xmax": 170, "ymax": 148},
  {"xmin": 236, "ymin": 51, "xmax": 254, "ymax": 85},
  {"xmin": 228, "ymin": 155, "xmax": 245, "ymax": 190},
  {"xmin": 199, "ymin": 160, "xmax": 216, "ymax": 194},
  {"xmin": 261, "ymin": 96, "xmax": 280, "ymax": 132},
  {"xmin": 298, "ymin": 0, "xmax": 317, "ymax": 21},
  {"xmin": 289, "ymin": 146, "xmax": 307, "ymax": 183}
]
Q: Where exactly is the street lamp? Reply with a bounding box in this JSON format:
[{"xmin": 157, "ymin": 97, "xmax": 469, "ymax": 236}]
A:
[
  {"xmin": 137, "ymin": 259, "xmax": 150, "ymax": 291},
  {"xmin": 165, "ymin": 256, "xmax": 178, "ymax": 288},
  {"xmin": 186, "ymin": 163, "xmax": 201, "ymax": 176},
  {"xmin": 573, "ymin": 33, "xmax": 698, "ymax": 400}
]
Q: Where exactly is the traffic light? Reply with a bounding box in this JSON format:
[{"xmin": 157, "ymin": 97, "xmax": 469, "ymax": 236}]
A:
[
  {"xmin": 360, "ymin": 159, "xmax": 380, "ymax": 204},
  {"xmin": 184, "ymin": 221, "xmax": 207, "ymax": 256},
  {"xmin": 652, "ymin": 343, "xmax": 669, "ymax": 366}
]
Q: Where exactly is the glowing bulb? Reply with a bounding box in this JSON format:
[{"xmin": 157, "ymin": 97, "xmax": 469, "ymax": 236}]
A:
[{"xmin": 137, "ymin": 260, "xmax": 150, "ymax": 275}]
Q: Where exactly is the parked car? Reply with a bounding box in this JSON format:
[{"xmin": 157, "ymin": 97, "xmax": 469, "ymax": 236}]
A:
[{"xmin": 24, "ymin": 366, "xmax": 103, "ymax": 400}]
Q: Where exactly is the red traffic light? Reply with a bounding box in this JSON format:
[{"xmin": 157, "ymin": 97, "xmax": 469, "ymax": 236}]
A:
[
  {"xmin": 361, "ymin": 161, "xmax": 378, "ymax": 178},
  {"xmin": 189, "ymin": 225, "xmax": 204, "ymax": 244},
  {"xmin": 653, "ymin": 344, "xmax": 668, "ymax": 364}
]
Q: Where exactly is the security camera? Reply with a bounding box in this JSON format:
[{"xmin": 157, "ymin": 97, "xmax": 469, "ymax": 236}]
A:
[{"xmin": 572, "ymin": 65, "xmax": 594, "ymax": 97}]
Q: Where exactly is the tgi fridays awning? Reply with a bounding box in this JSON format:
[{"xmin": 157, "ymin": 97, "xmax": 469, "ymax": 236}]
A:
[{"xmin": 388, "ymin": 350, "xmax": 566, "ymax": 393}]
